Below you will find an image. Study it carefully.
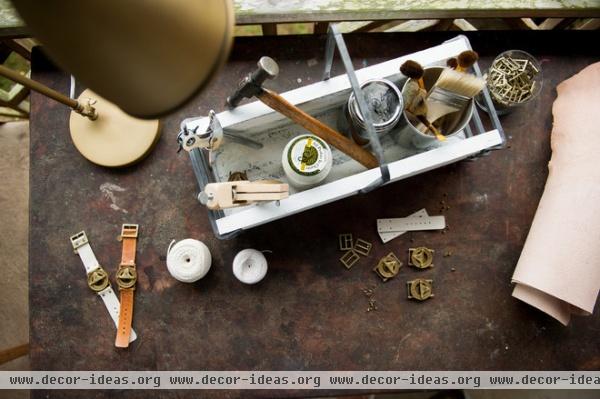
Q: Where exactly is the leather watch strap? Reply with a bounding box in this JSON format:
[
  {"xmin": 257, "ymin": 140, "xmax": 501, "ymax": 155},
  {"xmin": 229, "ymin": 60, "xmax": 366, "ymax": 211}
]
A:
[
  {"xmin": 70, "ymin": 231, "xmax": 137, "ymax": 343},
  {"xmin": 115, "ymin": 224, "xmax": 139, "ymax": 348}
]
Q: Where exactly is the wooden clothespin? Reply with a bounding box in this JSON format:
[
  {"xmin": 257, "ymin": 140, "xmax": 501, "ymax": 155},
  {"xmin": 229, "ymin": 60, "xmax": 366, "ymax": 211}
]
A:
[{"xmin": 200, "ymin": 181, "xmax": 289, "ymax": 210}]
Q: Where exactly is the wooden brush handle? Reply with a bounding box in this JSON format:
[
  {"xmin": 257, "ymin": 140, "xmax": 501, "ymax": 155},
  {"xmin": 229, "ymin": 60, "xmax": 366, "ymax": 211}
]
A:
[{"xmin": 257, "ymin": 88, "xmax": 379, "ymax": 169}]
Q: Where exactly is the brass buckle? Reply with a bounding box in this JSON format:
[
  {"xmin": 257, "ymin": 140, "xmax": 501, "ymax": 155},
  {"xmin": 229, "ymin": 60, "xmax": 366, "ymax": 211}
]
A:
[
  {"xmin": 408, "ymin": 247, "xmax": 434, "ymax": 269},
  {"xmin": 407, "ymin": 278, "xmax": 434, "ymax": 301},
  {"xmin": 340, "ymin": 249, "xmax": 360, "ymax": 269},
  {"xmin": 120, "ymin": 224, "xmax": 139, "ymax": 239},
  {"xmin": 116, "ymin": 265, "xmax": 137, "ymax": 290},
  {"xmin": 338, "ymin": 233, "xmax": 353, "ymax": 251},
  {"xmin": 354, "ymin": 238, "xmax": 372, "ymax": 256},
  {"xmin": 70, "ymin": 231, "xmax": 89, "ymax": 252},
  {"xmin": 373, "ymin": 252, "xmax": 402, "ymax": 282},
  {"xmin": 87, "ymin": 267, "xmax": 110, "ymax": 292}
]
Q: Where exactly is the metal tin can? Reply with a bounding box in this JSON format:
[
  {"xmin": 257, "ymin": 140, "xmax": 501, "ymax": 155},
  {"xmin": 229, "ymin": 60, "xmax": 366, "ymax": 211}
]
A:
[
  {"xmin": 400, "ymin": 66, "xmax": 474, "ymax": 149},
  {"xmin": 346, "ymin": 78, "xmax": 403, "ymax": 146},
  {"xmin": 282, "ymin": 134, "xmax": 333, "ymax": 189}
]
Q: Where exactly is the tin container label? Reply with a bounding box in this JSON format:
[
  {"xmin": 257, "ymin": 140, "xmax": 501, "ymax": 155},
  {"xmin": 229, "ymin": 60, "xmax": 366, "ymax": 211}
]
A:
[{"xmin": 287, "ymin": 135, "xmax": 329, "ymax": 176}]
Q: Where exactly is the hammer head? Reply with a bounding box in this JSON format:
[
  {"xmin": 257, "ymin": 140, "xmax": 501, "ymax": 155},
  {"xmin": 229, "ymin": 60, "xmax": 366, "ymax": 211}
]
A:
[{"xmin": 227, "ymin": 56, "xmax": 279, "ymax": 108}]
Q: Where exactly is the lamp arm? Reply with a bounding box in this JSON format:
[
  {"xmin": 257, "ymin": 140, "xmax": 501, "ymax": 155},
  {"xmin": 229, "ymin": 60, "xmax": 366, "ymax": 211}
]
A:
[{"xmin": 0, "ymin": 64, "xmax": 97, "ymax": 120}]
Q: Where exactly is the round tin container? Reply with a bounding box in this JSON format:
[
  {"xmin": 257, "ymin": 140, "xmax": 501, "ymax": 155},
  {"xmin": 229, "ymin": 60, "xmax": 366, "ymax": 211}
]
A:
[
  {"xmin": 347, "ymin": 78, "xmax": 403, "ymax": 145},
  {"xmin": 282, "ymin": 134, "xmax": 332, "ymax": 188}
]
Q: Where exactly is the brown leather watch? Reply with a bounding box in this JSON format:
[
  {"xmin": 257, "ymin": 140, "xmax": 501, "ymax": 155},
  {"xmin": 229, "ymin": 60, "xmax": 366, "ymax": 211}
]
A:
[{"xmin": 115, "ymin": 223, "xmax": 139, "ymax": 348}]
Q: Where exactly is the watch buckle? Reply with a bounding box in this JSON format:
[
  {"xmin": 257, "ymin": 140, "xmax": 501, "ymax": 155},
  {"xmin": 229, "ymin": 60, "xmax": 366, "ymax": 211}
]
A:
[
  {"xmin": 116, "ymin": 265, "xmax": 137, "ymax": 290},
  {"xmin": 120, "ymin": 224, "xmax": 139, "ymax": 239},
  {"xmin": 87, "ymin": 266, "xmax": 110, "ymax": 292},
  {"xmin": 70, "ymin": 231, "xmax": 89, "ymax": 253}
]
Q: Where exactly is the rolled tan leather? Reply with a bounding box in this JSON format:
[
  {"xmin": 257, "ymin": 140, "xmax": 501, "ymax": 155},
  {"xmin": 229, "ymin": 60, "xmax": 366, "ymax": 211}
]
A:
[{"xmin": 511, "ymin": 62, "xmax": 600, "ymax": 325}]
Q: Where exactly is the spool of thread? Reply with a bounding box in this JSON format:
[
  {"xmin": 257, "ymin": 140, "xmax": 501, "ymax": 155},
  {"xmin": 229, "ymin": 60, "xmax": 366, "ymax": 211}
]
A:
[
  {"xmin": 232, "ymin": 249, "xmax": 268, "ymax": 284},
  {"xmin": 282, "ymin": 134, "xmax": 332, "ymax": 189},
  {"xmin": 166, "ymin": 239, "xmax": 212, "ymax": 283}
]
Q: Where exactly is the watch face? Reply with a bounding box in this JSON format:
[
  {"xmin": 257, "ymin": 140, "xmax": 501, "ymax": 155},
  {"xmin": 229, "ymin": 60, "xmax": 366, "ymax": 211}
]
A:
[
  {"xmin": 409, "ymin": 247, "xmax": 434, "ymax": 269},
  {"xmin": 407, "ymin": 279, "xmax": 434, "ymax": 301},
  {"xmin": 116, "ymin": 266, "xmax": 137, "ymax": 289},
  {"xmin": 87, "ymin": 268, "xmax": 110, "ymax": 292}
]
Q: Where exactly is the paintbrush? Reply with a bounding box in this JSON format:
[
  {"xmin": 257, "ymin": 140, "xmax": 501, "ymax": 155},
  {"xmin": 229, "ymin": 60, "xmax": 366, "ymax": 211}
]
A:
[
  {"xmin": 402, "ymin": 80, "xmax": 428, "ymax": 116},
  {"xmin": 400, "ymin": 60, "xmax": 428, "ymax": 115},
  {"xmin": 446, "ymin": 58, "xmax": 458, "ymax": 69},
  {"xmin": 425, "ymin": 68, "xmax": 485, "ymax": 123},
  {"xmin": 400, "ymin": 60, "xmax": 425, "ymax": 90},
  {"xmin": 446, "ymin": 50, "xmax": 479, "ymax": 72},
  {"xmin": 416, "ymin": 115, "xmax": 446, "ymax": 141},
  {"xmin": 456, "ymin": 50, "xmax": 479, "ymax": 72}
]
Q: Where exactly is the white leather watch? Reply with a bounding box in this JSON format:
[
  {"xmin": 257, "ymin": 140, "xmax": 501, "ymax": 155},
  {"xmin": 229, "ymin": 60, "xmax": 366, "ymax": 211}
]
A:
[{"xmin": 70, "ymin": 231, "xmax": 137, "ymax": 343}]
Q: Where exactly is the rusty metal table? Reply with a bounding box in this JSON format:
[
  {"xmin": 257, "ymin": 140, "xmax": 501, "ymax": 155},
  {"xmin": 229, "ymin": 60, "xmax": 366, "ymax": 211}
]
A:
[{"xmin": 29, "ymin": 31, "xmax": 600, "ymax": 398}]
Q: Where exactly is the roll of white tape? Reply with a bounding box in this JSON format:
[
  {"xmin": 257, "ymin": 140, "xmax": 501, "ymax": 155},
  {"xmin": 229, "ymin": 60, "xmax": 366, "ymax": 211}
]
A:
[
  {"xmin": 232, "ymin": 249, "xmax": 268, "ymax": 284},
  {"xmin": 166, "ymin": 239, "xmax": 212, "ymax": 283}
]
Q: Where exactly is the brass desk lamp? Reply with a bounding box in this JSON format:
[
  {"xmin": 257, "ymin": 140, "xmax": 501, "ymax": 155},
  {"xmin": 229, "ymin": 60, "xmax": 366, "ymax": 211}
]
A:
[{"xmin": 6, "ymin": 0, "xmax": 234, "ymax": 167}]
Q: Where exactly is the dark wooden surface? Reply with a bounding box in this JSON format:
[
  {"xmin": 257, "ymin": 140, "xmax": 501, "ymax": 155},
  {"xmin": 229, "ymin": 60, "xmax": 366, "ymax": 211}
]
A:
[{"xmin": 30, "ymin": 31, "xmax": 600, "ymax": 398}]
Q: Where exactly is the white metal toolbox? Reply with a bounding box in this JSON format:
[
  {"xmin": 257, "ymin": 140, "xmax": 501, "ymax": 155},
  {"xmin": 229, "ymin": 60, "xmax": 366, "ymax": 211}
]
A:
[{"xmin": 180, "ymin": 32, "xmax": 505, "ymax": 238}]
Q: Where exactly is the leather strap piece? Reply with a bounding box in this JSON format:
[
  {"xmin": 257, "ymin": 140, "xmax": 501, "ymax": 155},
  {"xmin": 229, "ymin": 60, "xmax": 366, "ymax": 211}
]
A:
[
  {"xmin": 116, "ymin": 289, "xmax": 134, "ymax": 347},
  {"xmin": 70, "ymin": 231, "xmax": 137, "ymax": 343},
  {"xmin": 115, "ymin": 224, "xmax": 139, "ymax": 348}
]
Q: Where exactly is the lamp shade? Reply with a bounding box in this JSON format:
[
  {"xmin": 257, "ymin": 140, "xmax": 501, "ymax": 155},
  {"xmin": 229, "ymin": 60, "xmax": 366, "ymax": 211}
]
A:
[{"xmin": 13, "ymin": 0, "xmax": 234, "ymax": 119}]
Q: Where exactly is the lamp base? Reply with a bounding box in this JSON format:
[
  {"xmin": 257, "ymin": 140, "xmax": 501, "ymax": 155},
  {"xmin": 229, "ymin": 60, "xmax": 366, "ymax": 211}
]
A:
[{"xmin": 69, "ymin": 89, "xmax": 160, "ymax": 167}]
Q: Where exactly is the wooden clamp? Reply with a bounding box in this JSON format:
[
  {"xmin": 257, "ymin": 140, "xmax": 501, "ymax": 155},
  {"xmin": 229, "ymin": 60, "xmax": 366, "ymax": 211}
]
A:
[{"xmin": 201, "ymin": 181, "xmax": 289, "ymax": 210}]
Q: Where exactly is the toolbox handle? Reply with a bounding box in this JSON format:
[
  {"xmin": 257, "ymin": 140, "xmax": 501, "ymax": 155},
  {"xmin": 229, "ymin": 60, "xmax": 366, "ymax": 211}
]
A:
[{"xmin": 323, "ymin": 24, "xmax": 391, "ymax": 193}]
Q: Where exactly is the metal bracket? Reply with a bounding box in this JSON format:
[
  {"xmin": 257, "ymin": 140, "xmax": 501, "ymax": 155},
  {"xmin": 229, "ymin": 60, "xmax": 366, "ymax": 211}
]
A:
[
  {"xmin": 177, "ymin": 110, "xmax": 224, "ymax": 161},
  {"xmin": 447, "ymin": 35, "xmax": 507, "ymax": 159},
  {"xmin": 323, "ymin": 23, "xmax": 390, "ymax": 193}
]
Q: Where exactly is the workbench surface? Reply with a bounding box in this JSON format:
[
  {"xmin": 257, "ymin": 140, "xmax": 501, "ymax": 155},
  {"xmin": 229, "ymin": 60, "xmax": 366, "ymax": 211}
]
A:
[{"xmin": 29, "ymin": 31, "xmax": 600, "ymax": 398}]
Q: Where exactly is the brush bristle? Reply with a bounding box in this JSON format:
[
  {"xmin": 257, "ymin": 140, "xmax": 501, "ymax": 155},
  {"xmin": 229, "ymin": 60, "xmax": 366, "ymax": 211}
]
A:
[
  {"xmin": 446, "ymin": 58, "xmax": 458, "ymax": 69},
  {"xmin": 457, "ymin": 50, "xmax": 479, "ymax": 69},
  {"xmin": 434, "ymin": 68, "xmax": 485, "ymax": 98},
  {"xmin": 400, "ymin": 60, "xmax": 424, "ymax": 79}
]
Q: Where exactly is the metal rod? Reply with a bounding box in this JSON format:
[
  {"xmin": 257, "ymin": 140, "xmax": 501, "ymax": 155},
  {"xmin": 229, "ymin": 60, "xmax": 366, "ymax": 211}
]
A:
[
  {"xmin": 0, "ymin": 64, "xmax": 97, "ymax": 120},
  {"xmin": 0, "ymin": 64, "xmax": 78, "ymax": 108}
]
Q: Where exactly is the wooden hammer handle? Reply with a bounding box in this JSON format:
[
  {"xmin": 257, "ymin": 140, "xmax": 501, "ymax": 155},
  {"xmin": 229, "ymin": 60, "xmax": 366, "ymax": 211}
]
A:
[{"xmin": 257, "ymin": 88, "xmax": 379, "ymax": 169}]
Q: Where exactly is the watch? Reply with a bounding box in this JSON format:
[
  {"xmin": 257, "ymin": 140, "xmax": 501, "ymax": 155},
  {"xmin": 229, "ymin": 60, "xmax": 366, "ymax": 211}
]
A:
[
  {"xmin": 70, "ymin": 231, "xmax": 137, "ymax": 343},
  {"xmin": 115, "ymin": 224, "xmax": 139, "ymax": 348}
]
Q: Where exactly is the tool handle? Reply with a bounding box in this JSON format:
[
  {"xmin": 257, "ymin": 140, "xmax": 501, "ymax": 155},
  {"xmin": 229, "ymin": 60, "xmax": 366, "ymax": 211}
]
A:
[
  {"xmin": 257, "ymin": 89, "xmax": 379, "ymax": 169},
  {"xmin": 226, "ymin": 89, "xmax": 245, "ymax": 108}
]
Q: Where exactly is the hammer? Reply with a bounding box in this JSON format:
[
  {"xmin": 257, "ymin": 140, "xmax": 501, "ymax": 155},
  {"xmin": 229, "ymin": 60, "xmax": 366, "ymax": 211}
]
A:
[{"xmin": 226, "ymin": 57, "xmax": 379, "ymax": 169}]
